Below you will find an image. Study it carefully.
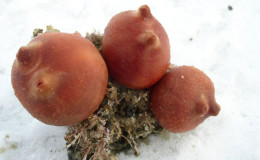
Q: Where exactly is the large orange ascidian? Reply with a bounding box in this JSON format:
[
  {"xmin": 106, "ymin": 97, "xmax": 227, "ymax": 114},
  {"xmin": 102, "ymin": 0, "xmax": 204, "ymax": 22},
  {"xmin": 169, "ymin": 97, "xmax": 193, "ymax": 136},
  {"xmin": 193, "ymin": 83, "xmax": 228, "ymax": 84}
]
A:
[
  {"xmin": 102, "ymin": 5, "xmax": 170, "ymax": 89},
  {"xmin": 150, "ymin": 66, "xmax": 221, "ymax": 133},
  {"xmin": 11, "ymin": 32, "xmax": 108, "ymax": 126}
]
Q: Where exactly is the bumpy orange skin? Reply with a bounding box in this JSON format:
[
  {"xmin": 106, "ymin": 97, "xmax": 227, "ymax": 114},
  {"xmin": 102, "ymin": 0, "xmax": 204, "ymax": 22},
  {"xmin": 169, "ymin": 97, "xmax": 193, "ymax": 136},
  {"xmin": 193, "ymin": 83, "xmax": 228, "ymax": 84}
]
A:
[
  {"xmin": 150, "ymin": 66, "xmax": 221, "ymax": 133},
  {"xmin": 102, "ymin": 5, "xmax": 170, "ymax": 89},
  {"xmin": 11, "ymin": 32, "xmax": 108, "ymax": 126}
]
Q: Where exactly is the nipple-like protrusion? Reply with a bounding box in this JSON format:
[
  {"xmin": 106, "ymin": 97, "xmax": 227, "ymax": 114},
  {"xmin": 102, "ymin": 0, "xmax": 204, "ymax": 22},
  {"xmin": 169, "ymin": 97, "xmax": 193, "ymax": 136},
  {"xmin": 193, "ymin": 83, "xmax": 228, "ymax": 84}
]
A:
[
  {"xmin": 138, "ymin": 5, "xmax": 152, "ymax": 19},
  {"xmin": 196, "ymin": 94, "xmax": 209, "ymax": 116},
  {"xmin": 138, "ymin": 30, "xmax": 160, "ymax": 50},
  {"xmin": 17, "ymin": 46, "xmax": 32, "ymax": 65},
  {"xmin": 210, "ymin": 102, "xmax": 221, "ymax": 116},
  {"xmin": 17, "ymin": 41, "xmax": 42, "ymax": 65},
  {"xmin": 15, "ymin": 41, "xmax": 42, "ymax": 75},
  {"xmin": 29, "ymin": 69, "xmax": 58, "ymax": 100}
]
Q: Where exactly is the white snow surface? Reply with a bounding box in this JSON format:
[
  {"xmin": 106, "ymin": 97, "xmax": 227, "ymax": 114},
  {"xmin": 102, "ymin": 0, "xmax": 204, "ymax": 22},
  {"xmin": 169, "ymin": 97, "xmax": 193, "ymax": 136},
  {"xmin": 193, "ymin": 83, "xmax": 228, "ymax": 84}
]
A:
[{"xmin": 0, "ymin": 0, "xmax": 260, "ymax": 159}]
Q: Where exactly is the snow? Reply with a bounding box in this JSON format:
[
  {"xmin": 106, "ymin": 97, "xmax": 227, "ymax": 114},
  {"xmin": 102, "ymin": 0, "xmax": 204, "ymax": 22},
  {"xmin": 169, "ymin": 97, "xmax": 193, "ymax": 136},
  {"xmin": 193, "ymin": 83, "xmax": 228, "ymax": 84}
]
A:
[{"xmin": 0, "ymin": 0, "xmax": 260, "ymax": 159}]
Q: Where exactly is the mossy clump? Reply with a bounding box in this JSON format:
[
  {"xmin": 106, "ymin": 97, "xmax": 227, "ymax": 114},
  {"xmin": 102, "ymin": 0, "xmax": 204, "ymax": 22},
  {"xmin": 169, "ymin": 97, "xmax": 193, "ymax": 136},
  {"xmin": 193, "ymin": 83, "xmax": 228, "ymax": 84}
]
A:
[{"xmin": 65, "ymin": 77, "xmax": 163, "ymax": 159}]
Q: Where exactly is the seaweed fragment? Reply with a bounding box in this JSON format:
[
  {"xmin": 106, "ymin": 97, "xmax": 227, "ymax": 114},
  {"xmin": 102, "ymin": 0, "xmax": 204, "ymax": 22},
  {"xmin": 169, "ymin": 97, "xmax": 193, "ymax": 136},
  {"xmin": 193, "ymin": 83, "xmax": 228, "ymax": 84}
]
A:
[{"xmin": 32, "ymin": 25, "xmax": 60, "ymax": 38}]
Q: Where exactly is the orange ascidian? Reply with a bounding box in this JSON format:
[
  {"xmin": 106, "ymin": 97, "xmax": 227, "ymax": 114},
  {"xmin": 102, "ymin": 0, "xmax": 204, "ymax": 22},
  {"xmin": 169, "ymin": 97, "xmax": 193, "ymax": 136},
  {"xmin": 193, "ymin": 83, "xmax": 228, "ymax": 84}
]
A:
[
  {"xmin": 102, "ymin": 5, "xmax": 170, "ymax": 89},
  {"xmin": 11, "ymin": 32, "xmax": 108, "ymax": 126},
  {"xmin": 150, "ymin": 65, "xmax": 221, "ymax": 133}
]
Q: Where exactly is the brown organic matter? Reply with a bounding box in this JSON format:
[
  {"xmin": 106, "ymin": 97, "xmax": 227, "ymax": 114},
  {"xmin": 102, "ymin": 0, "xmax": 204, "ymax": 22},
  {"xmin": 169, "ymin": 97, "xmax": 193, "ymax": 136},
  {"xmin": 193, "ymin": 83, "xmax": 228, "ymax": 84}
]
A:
[
  {"xmin": 11, "ymin": 32, "xmax": 108, "ymax": 126},
  {"xmin": 150, "ymin": 65, "xmax": 221, "ymax": 133},
  {"xmin": 102, "ymin": 5, "xmax": 170, "ymax": 89}
]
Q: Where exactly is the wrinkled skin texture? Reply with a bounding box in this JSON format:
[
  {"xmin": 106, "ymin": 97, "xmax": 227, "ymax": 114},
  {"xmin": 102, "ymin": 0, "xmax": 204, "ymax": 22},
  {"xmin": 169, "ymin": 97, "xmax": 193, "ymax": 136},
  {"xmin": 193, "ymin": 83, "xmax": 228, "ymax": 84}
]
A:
[
  {"xmin": 11, "ymin": 32, "xmax": 108, "ymax": 126},
  {"xmin": 150, "ymin": 66, "xmax": 221, "ymax": 133},
  {"xmin": 102, "ymin": 5, "xmax": 170, "ymax": 89}
]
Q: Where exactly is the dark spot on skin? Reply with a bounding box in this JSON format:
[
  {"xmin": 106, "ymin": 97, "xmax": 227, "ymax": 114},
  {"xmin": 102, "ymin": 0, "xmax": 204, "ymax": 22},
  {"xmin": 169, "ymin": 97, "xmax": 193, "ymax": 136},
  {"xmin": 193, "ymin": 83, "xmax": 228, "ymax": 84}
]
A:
[{"xmin": 37, "ymin": 81, "xmax": 43, "ymax": 87}]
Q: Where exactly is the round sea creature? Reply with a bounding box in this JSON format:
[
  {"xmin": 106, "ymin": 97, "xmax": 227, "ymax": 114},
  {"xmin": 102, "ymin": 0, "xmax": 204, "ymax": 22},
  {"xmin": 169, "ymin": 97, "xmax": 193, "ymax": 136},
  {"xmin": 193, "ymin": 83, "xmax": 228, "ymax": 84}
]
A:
[
  {"xmin": 150, "ymin": 65, "xmax": 221, "ymax": 133},
  {"xmin": 102, "ymin": 5, "xmax": 170, "ymax": 89},
  {"xmin": 11, "ymin": 32, "xmax": 108, "ymax": 126}
]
